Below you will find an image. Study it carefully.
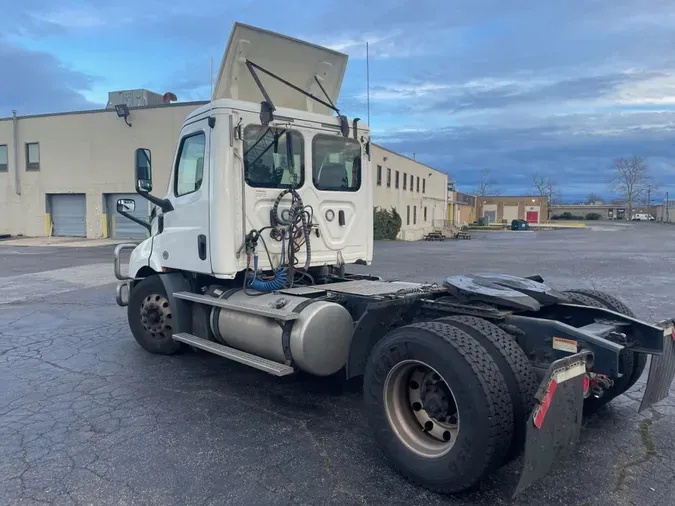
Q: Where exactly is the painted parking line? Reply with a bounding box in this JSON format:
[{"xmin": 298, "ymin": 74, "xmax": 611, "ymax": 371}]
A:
[{"xmin": 0, "ymin": 263, "xmax": 116, "ymax": 304}]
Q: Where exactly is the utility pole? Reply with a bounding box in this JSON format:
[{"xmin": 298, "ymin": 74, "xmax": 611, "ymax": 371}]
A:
[
  {"xmin": 667, "ymin": 191, "xmax": 670, "ymax": 223},
  {"xmin": 647, "ymin": 184, "xmax": 653, "ymax": 216},
  {"xmin": 366, "ymin": 41, "xmax": 370, "ymax": 127}
]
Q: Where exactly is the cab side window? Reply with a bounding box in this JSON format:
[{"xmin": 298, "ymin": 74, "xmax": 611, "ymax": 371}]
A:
[{"xmin": 174, "ymin": 132, "xmax": 206, "ymax": 197}]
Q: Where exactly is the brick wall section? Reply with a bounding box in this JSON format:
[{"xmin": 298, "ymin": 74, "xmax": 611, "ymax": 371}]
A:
[{"xmin": 476, "ymin": 195, "xmax": 549, "ymax": 223}]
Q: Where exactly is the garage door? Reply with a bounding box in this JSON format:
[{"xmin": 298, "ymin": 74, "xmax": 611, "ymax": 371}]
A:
[
  {"xmin": 503, "ymin": 205, "xmax": 518, "ymax": 223},
  {"xmin": 50, "ymin": 194, "xmax": 86, "ymax": 237},
  {"xmin": 106, "ymin": 193, "xmax": 149, "ymax": 239}
]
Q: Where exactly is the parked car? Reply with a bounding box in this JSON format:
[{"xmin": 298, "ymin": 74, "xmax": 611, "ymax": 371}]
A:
[{"xmin": 632, "ymin": 213, "xmax": 655, "ymax": 221}]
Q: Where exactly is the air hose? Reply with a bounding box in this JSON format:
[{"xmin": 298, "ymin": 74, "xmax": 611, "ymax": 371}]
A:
[
  {"xmin": 271, "ymin": 188, "xmax": 311, "ymax": 270},
  {"xmin": 248, "ymin": 232, "xmax": 288, "ymax": 292},
  {"xmin": 249, "ymin": 268, "xmax": 287, "ymax": 292},
  {"xmin": 245, "ymin": 187, "xmax": 311, "ymax": 294}
]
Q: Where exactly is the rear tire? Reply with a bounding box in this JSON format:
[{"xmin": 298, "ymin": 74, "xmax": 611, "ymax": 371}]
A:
[
  {"xmin": 364, "ymin": 322, "xmax": 514, "ymax": 493},
  {"xmin": 128, "ymin": 275, "xmax": 182, "ymax": 355},
  {"xmin": 564, "ymin": 289, "xmax": 644, "ymax": 414},
  {"xmin": 436, "ymin": 315, "xmax": 539, "ymax": 464},
  {"xmin": 564, "ymin": 288, "xmax": 646, "ymax": 392}
]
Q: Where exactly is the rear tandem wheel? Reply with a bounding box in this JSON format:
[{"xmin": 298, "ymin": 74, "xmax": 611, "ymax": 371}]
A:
[
  {"xmin": 564, "ymin": 289, "xmax": 646, "ymax": 414},
  {"xmin": 363, "ymin": 322, "xmax": 514, "ymax": 493},
  {"xmin": 435, "ymin": 315, "xmax": 539, "ymax": 465}
]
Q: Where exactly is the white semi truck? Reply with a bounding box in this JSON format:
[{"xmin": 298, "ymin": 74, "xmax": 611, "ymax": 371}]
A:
[{"xmin": 113, "ymin": 22, "xmax": 675, "ymax": 496}]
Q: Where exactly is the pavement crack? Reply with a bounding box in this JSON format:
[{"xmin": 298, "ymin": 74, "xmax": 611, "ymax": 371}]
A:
[{"xmin": 614, "ymin": 410, "xmax": 660, "ymax": 491}]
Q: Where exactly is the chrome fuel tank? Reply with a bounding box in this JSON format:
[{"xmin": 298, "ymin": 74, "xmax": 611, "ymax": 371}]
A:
[{"xmin": 210, "ymin": 291, "xmax": 354, "ymax": 376}]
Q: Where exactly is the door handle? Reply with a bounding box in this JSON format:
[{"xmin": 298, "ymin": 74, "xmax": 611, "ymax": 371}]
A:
[
  {"xmin": 198, "ymin": 234, "xmax": 207, "ymax": 260},
  {"xmin": 338, "ymin": 210, "xmax": 345, "ymax": 226}
]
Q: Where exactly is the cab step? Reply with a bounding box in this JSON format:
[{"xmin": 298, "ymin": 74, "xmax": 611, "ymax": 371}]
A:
[
  {"xmin": 172, "ymin": 332, "xmax": 295, "ymax": 377},
  {"xmin": 173, "ymin": 292, "xmax": 300, "ymax": 321}
]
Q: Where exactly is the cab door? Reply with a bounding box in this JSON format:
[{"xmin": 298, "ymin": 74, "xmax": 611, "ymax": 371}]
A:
[
  {"xmin": 308, "ymin": 132, "xmax": 371, "ymax": 263},
  {"xmin": 156, "ymin": 117, "xmax": 212, "ymax": 273}
]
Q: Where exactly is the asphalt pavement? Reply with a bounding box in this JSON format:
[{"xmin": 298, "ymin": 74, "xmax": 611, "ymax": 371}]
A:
[{"xmin": 1, "ymin": 222, "xmax": 674, "ymax": 505}]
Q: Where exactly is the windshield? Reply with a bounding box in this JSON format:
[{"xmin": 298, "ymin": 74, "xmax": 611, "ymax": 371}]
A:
[
  {"xmin": 243, "ymin": 125, "xmax": 305, "ymax": 188},
  {"xmin": 312, "ymin": 134, "xmax": 362, "ymax": 192}
]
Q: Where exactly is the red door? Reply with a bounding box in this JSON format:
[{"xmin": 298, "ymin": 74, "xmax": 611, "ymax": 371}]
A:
[{"xmin": 526, "ymin": 211, "xmax": 539, "ymax": 223}]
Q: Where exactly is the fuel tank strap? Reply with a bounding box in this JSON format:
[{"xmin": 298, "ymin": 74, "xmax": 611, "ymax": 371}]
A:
[
  {"xmin": 281, "ymin": 298, "xmax": 322, "ymax": 365},
  {"xmin": 209, "ymin": 287, "xmax": 243, "ymax": 344}
]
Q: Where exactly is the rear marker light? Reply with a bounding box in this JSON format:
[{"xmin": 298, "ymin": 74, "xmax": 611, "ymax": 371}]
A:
[{"xmin": 533, "ymin": 379, "xmax": 557, "ymax": 429}]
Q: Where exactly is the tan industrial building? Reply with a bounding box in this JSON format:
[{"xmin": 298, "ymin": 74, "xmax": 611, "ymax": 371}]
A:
[
  {"xmin": 0, "ymin": 93, "xmax": 448, "ymax": 241},
  {"xmin": 447, "ymin": 186, "xmax": 476, "ymax": 227},
  {"xmin": 372, "ymin": 144, "xmax": 449, "ymax": 241},
  {"xmin": 0, "ymin": 100, "xmax": 207, "ymax": 239},
  {"xmin": 550, "ymin": 204, "xmax": 655, "ymax": 220},
  {"xmin": 476, "ymin": 196, "xmax": 548, "ymax": 224}
]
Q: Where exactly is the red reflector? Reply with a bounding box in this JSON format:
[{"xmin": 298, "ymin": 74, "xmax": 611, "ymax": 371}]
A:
[
  {"xmin": 583, "ymin": 375, "xmax": 590, "ymax": 394},
  {"xmin": 534, "ymin": 379, "xmax": 558, "ymax": 429}
]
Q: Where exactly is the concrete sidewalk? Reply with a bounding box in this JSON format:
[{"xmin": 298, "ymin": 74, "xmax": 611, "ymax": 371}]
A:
[{"xmin": 0, "ymin": 236, "xmax": 136, "ymax": 248}]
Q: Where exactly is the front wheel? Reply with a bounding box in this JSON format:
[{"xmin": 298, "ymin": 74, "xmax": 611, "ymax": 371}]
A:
[
  {"xmin": 128, "ymin": 275, "xmax": 182, "ymax": 355},
  {"xmin": 363, "ymin": 322, "xmax": 514, "ymax": 494}
]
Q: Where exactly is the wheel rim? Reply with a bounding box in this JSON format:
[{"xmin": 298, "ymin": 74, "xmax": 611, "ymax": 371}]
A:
[
  {"xmin": 383, "ymin": 360, "xmax": 460, "ymax": 458},
  {"xmin": 140, "ymin": 293, "xmax": 173, "ymax": 339}
]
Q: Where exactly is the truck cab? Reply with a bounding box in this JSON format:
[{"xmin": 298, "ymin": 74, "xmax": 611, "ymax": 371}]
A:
[{"xmin": 122, "ymin": 23, "xmax": 373, "ymax": 282}]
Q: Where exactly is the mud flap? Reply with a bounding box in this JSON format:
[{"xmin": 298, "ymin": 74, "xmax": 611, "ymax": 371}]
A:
[
  {"xmin": 514, "ymin": 352, "xmax": 590, "ymax": 496},
  {"xmin": 639, "ymin": 321, "xmax": 675, "ymax": 413}
]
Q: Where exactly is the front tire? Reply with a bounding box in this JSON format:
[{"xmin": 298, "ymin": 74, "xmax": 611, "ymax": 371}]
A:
[
  {"xmin": 128, "ymin": 275, "xmax": 182, "ymax": 355},
  {"xmin": 364, "ymin": 322, "xmax": 514, "ymax": 493}
]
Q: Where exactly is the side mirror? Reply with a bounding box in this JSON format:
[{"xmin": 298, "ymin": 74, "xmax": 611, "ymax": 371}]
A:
[
  {"xmin": 117, "ymin": 198, "xmax": 136, "ymax": 214},
  {"xmin": 135, "ymin": 148, "xmax": 152, "ymax": 193},
  {"xmin": 132, "ymin": 147, "xmax": 174, "ymax": 213}
]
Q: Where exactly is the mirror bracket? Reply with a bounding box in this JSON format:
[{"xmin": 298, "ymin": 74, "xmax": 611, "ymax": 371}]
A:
[
  {"xmin": 136, "ymin": 189, "xmax": 174, "ymax": 213},
  {"xmin": 115, "ymin": 199, "xmax": 151, "ymax": 232},
  {"xmin": 117, "ymin": 209, "xmax": 151, "ymax": 232}
]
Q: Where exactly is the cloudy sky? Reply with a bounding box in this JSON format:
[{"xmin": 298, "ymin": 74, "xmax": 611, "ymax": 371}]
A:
[{"xmin": 2, "ymin": 0, "xmax": 675, "ymax": 201}]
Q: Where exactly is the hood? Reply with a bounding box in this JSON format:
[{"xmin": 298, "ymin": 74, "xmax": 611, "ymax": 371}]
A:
[{"xmin": 212, "ymin": 23, "xmax": 349, "ymax": 116}]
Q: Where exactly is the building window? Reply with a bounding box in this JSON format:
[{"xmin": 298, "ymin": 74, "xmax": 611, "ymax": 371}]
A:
[
  {"xmin": 424, "ymin": 206, "xmax": 427, "ymax": 221},
  {"xmin": 175, "ymin": 132, "xmax": 206, "ymax": 196},
  {"xmin": 413, "ymin": 206, "xmax": 417, "ymax": 224},
  {"xmin": 406, "ymin": 205, "xmax": 410, "ymax": 225},
  {"xmin": 386, "ymin": 168, "xmax": 391, "ymax": 187},
  {"xmin": 395, "ymin": 170, "xmax": 400, "ymax": 189},
  {"xmin": 0, "ymin": 144, "xmax": 7, "ymax": 171},
  {"xmin": 376, "ymin": 165, "xmax": 382, "ymax": 186},
  {"xmin": 26, "ymin": 142, "xmax": 40, "ymax": 170},
  {"xmin": 423, "ymin": 179, "xmax": 426, "ymax": 194},
  {"xmin": 410, "ymin": 174, "xmax": 414, "ymax": 191},
  {"xmin": 416, "ymin": 176, "xmax": 420, "ymax": 192},
  {"xmin": 403, "ymin": 172, "xmax": 407, "ymax": 190}
]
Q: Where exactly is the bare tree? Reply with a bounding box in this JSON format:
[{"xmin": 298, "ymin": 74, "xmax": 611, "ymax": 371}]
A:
[
  {"xmin": 608, "ymin": 156, "xmax": 654, "ymax": 219},
  {"xmin": 532, "ymin": 174, "xmax": 561, "ymax": 204},
  {"xmin": 474, "ymin": 168, "xmax": 502, "ymax": 196},
  {"xmin": 585, "ymin": 193, "xmax": 604, "ymax": 204}
]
